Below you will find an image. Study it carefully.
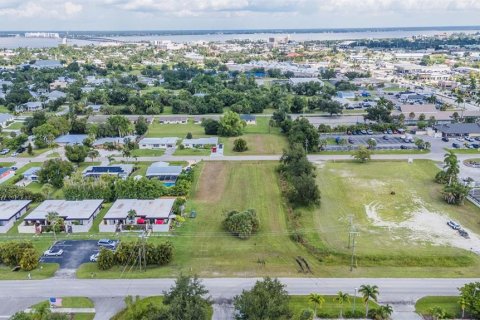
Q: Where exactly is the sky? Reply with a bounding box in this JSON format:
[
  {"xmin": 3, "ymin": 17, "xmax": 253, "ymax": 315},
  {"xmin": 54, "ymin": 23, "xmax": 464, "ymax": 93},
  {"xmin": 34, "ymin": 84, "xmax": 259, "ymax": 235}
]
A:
[{"xmin": 0, "ymin": 0, "xmax": 480, "ymax": 31}]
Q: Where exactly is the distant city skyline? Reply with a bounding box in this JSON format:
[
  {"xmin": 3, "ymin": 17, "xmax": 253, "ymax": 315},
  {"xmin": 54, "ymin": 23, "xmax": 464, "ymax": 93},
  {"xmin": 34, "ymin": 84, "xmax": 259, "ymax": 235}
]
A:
[{"xmin": 0, "ymin": 0, "xmax": 480, "ymax": 31}]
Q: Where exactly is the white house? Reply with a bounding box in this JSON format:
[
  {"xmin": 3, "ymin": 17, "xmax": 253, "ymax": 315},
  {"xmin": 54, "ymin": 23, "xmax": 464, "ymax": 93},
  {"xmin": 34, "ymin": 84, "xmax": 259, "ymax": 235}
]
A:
[
  {"xmin": 16, "ymin": 102, "xmax": 44, "ymax": 113},
  {"xmin": 158, "ymin": 116, "xmax": 188, "ymax": 124},
  {"xmin": 0, "ymin": 200, "xmax": 31, "ymax": 233},
  {"xmin": 138, "ymin": 137, "xmax": 179, "ymax": 149},
  {"xmin": 182, "ymin": 137, "xmax": 218, "ymax": 148},
  {"xmin": 19, "ymin": 200, "xmax": 104, "ymax": 233},
  {"xmin": 23, "ymin": 167, "xmax": 41, "ymax": 181},
  {"xmin": 100, "ymin": 198, "xmax": 176, "ymax": 233},
  {"xmin": 0, "ymin": 113, "xmax": 14, "ymax": 128}
]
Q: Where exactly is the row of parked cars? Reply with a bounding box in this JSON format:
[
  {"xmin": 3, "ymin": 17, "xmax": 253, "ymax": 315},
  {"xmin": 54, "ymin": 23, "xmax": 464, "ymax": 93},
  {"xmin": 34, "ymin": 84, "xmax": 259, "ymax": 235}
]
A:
[
  {"xmin": 447, "ymin": 220, "xmax": 470, "ymax": 239},
  {"xmin": 0, "ymin": 147, "xmax": 25, "ymax": 156}
]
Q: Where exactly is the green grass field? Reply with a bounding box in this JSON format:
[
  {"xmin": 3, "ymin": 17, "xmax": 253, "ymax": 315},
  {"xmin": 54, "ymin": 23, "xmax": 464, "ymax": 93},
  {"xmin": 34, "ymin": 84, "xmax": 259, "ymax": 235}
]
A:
[
  {"xmin": 78, "ymin": 161, "xmax": 320, "ymax": 278},
  {"xmin": 445, "ymin": 148, "xmax": 480, "ymax": 154},
  {"xmin": 290, "ymin": 295, "xmax": 378, "ymax": 319},
  {"xmin": 47, "ymin": 152, "xmax": 61, "ymax": 158},
  {"xmin": 415, "ymin": 296, "xmax": 462, "ymax": 319},
  {"xmin": 0, "ymin": 263, "xmax": 58, "ymax": 280},
  {"xmin": 0, "ymin": 105, "xmax": 10, "ymax": 113},
  {"xmin": 5, "ymin": 122, "xmax": 24, "ymax": 130},
  {"xmin": 131, "ymin": 149, "xmax": 165, "ymax": 157},
  {"xmin": 145, "ymin": 120, "xmax": 208, "ymax": 138},
  {"xmin": 173, "ymin": 148, "xmax": 211, "ymax": 156},
  {"xmin": 222, "ymin": 117, "xmax": 288, "ymax": 155},
  {"xmin": 31, "ymin": 297, "xmax": 95, "ymax": 320},
  {"xmin": 18, "ymin": 148, "xmax": 50, "ymax": 158},
  {"xmin": 295, "ymin": 160, "xmax": 480, "ymax": 276}
]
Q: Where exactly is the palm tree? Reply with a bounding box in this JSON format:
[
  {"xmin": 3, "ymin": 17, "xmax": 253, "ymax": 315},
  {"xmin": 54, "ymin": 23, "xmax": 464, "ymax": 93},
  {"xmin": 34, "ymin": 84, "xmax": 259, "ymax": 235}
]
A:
[
  {"xmin": 308, "ymin": 293, "xmax": 325, "ymax": 318},
  {"xmin": 459, "ymin": 297, "xmax": 466, "ymax": 318},
  {"xmin": 107, "ymin": 155, "xmax": 114, "ymax": 164},
  {"xmin": 370, "ymin": 304, "xmax": 393, "ymax": 320},
  {"xmin": 40, "ymin": 183, "xmax": 54, "ymax": 200},
  {"xmin": 335, "ymin": 291, "xmax": 350, "ymax": 318},
  {"xmin": 88, "ymin": 149, "xmax": 99, "ymax": 162},
  {"xmin": 455, "ymin": 93, "xmax": 465, "ymax": 109},
  {"xmin": 359, "ymin": 284, "xmax": 380, "ymax": 318},
  {"xmin": 46, "ymin": 211, "xmax": 62, "ymax": 241},
  {"xmin": 443, "ymin": 151, "xmax": 459, "ymax": 186}
]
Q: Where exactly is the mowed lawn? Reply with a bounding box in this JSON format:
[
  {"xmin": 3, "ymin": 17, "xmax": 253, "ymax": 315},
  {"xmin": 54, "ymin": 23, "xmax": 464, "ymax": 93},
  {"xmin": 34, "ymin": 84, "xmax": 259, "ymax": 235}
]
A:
[
  {"xmin": 415, "ymin": 296, "xmax": 463, "ymax": 319},
  {"xmin": 298, "ymin": 160, "xmax": 480, "ymax": 277},
  {"xmin": 222, "ymin": 117, "xmax": 288, "ymax": 155},
  {"xmin": 145, "ymin": 119, "xmax": 209, "ymax": 138},
  {"xmin": 78, "ymin": 161, "xmax": 320, "ymax": 278}
]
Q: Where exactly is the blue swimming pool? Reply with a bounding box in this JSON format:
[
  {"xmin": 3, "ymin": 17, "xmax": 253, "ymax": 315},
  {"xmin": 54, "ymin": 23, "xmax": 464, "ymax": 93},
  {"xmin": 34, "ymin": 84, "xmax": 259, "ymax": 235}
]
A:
[{"xmin": 163, "ymin": 182, "xmax": 176, "ymax": 187}]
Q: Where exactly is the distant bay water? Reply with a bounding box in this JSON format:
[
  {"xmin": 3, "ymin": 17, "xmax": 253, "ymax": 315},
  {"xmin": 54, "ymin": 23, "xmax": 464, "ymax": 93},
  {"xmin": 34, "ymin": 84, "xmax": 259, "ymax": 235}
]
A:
[{"xmin": 0, "ymin": 27, "xmax": 479, "ymax": 49}]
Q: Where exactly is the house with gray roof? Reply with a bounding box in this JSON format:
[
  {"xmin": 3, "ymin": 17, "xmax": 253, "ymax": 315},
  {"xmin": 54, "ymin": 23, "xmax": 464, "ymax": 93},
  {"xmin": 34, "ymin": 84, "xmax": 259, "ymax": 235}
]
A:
[
  {"xmin": 0, "ymin": 200, "xmax": 31, "ymax": 233},
  {"xmin": 146, "ymin": 162, "xmax": 183, "ymax": 184},
  {"xmin": 55, "ymin": 134, "xmax": 88, "ymax": 145},
  {"xmin": 182, "ymin": 137, "xmax": 218, "ymax": 148},
  {"xmin": 31, "ymin": 60, "xmax": 63, "ymax": 69},
  {"xmin": 435, "ymin": 123, "xmax": 480, "ymax": 138},
  {"xmin": 23, "ymin": 167, "xmax": 41, "ymax": 181},
  {"xmin": 15, "ymin": 102, "xmax": 44, "ymax": 113},
  {"xmin": 82, "ymin": 164, "xmax": 134, "ymax": 180},
  {"xmin": 138, "ymin": 137, "xmax": 179, "ymax": 149}
]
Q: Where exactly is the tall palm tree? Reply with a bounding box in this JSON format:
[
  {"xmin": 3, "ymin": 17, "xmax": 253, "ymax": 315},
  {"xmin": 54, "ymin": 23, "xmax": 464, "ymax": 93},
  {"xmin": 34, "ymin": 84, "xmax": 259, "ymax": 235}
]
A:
[
  {"xmin": 335, "ymin": 291, "xmax": 350, "ymax": 318},
  {"xmin": 88, "ymin": 149, "xmax": 99, "ymax": 162},
  {"xmin": 308, "ymin": 293, "xmax": 325, "ymax": 318},
  {"xmin": 443, "ymin": 151, "xmax": 459, "ymax": 185},
  {"xmin": 359, "ymin": 284, "xmax": 380, "ymax": 318}
]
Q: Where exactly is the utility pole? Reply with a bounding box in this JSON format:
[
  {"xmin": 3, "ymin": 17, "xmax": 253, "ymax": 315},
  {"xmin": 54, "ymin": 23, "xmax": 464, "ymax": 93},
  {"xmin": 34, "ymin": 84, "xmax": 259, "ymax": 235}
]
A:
[
  {"xmin": 347, "ymin": 215, "xmax": 353, "ymax": 248},
  {"xmin": 350, "ymin": 230, "xmax": 359, "ymax": 272}
]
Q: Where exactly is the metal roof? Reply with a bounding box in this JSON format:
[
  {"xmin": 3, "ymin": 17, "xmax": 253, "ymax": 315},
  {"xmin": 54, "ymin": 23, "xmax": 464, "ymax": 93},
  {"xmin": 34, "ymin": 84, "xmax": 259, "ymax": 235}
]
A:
[
  {"xmin": 0, "ymin": 200, "xmax": 31, "ymax": 221},
  {"xmin": 24, "ymin": 200, "xmax": 103, "ymax": 221},
  {"xmin": 146, "ymin": 165, "xmax": 183, "ymax": 177},
  {"xmin": 104, "ymin": 199, "xmax": 175, "ymax": 219},
  {"xmin": 435, "ymin": 123, "xmax": 480, "ymax": 134},
  {"xmin": 54, "ymin": 134, "xmax": 88, "ymax": 145}
]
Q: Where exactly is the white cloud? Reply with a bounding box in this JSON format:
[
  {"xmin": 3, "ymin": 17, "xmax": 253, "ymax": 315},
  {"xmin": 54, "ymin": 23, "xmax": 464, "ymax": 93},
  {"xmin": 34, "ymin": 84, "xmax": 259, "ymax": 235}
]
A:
[
  {"xmin": 0, "ymin": 0, "xmax": 82, "ymax": 18},
  {"xmin": 65, "ymin": 2, "xmax": 83, "ymax": 15}
]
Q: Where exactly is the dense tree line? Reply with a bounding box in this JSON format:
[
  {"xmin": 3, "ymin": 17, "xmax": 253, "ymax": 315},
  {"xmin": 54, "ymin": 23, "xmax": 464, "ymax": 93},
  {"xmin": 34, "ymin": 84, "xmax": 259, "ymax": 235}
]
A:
[
  {"xmin": 0, "ymin": 185, "xmax": 45, "ymax": 202},
  {"xmin": 0, "ymin": 241, "xmax": 39, "ymax": 271}
]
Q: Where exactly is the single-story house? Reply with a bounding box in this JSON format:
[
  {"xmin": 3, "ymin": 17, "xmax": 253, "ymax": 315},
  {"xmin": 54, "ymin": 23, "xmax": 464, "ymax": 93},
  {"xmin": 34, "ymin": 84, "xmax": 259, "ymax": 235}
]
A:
[
  {"xmin": 87, "ymin": 115, "xmax": 154, "ymax": 124},
  {"xmin": 240, "ymin": 114, "xmax": 256, "ymax": 125},
  {"xmin": 100, "ymin": 198, "xmax": 176, "ymax": 232},
  {"xmin": 46, "ymin": 90, "xmax": 67, "ymax": 103},
  {"xmin": 435, "ymin": 123, "xmax": 480, "ymax": 138},
  {"xmin": 15, "ymin": 102, "xmax": 44, "ymax": 113},
  {"xmin": 23, "ymin": 167, "xmax": 41, "ymax": 181},
  {"xmin": 87, "ymin": 104, "xmax": 102, "ymax": 113},
  {"xmin": 182, "ymin": 137, "xmax": 218, "ymax": 148},
  {"xmin": 158, "ymin": 116, "xmax": 188, "ymax": 124},
  {"xmin": 289, "ymin": 77, "xmax": 324, "ymax": 86},
  {"xmin": 0, "ymin": 113, "xmax": 14, "ymax": 128},
  {"xmin": 93, "ymin": 135, "xmax": 137, "ymax": 149},
  {"xmin": 0, "ymin": 200, "xmax": 31, "ymax": 233},
  {"xmin": 138, "ymin": 137, "xmax": 179, "ymax": 149},
  {"xmin": 30, "ymin": 60, "xmax": 63, "ymax": 69},
  {"xmin": 19, "ymin": 200, "xmax": 104, "ymax": 233},
  {"xmin": 146, "ymin": 162, "xmax": 183, "ymax": 184},
  {"xmin": 54, "ymin": 134, "xmax": 88, "ymax": 146},
  {"xmin": 82, "ymin": 164, "xmax": 134, "ymax": 180},
  {"xmin": 336, "ymin": 91, "xmax": 356, "ymax": 99}
]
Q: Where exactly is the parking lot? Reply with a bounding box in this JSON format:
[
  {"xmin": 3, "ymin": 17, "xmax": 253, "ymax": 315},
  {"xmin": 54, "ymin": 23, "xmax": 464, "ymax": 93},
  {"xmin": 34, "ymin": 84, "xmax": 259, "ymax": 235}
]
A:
[
  {"xmin": 322, "ymin": 134, "xmax": 418, "ymax": 151},
  {"xmin": 40, "ymin": 240, "xmax": 99, "ymax": 269}
]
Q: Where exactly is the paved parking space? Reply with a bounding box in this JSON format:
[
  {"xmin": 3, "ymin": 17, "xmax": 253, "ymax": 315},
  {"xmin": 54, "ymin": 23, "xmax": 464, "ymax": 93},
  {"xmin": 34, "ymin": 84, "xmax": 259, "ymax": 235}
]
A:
[
  {"xmin": 322, "ymin": 134, "xmax": 417, "ymax": 151},
  {"xmin": 40, "ymin": 240, "xmax": 99, "ymax": 269}
]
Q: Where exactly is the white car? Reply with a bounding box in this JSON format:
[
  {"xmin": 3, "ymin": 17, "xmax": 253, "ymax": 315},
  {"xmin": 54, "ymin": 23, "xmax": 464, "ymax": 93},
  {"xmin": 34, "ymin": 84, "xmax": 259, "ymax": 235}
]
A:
[
  {"xmin": 89, "ymin": 253, "xmax": 99, "ymax": 262},
  {"xmin": 44, "ymin": 248, "xmax": 64, "ymax": 256}
]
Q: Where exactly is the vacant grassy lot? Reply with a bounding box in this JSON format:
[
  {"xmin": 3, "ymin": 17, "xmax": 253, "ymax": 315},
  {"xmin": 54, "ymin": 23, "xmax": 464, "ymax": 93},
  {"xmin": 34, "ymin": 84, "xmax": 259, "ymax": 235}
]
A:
[
  {"xmin": 415, "ymin": 296, "xmax": 462, "ymax": 319},
  {"xmin": 78, "ymin": 161, "xmax": 320, "ymax": 278},
  {"xmin": 290, "ymin": 295, "xmax": 378, "ymax": 319},
  {"xmin": 131, "ymin": 149, "xmax": 165, "ymax": 157},
  {"xmin": 223, "ymin": 117, "xmax": 288, "ymax": 155},
  {"xmin": 295, "ymin": 160, "xmax": 480, "ymax": 276},
  {"xmin": 145, "ymin": 120, "xmax": 208, "ymax": 138},
  {"xmin": 173, "ymin": 148, "xmax": 211, "ymax": 156},
  {"xmin": 0, "ymin": 263, "xmax": 58, "ymax": 280}
]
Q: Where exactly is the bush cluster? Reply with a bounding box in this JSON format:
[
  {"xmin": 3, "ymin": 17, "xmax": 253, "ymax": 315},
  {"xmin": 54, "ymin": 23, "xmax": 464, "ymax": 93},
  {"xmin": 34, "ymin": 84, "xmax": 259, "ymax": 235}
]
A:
[
  {"xmin": 0, "ymin": 185, "xmax": 45, "ymax": 202},
  {"xmin": 223, "ymin": 209, "xmax": 259, "ymax": 239},
  {"xmin": 0, "ymin": 241, "xmax": 40, "ymax": 271},
  {"xmin": 97, "ymin": 241, "xmax": 174, "ymax": 270}
]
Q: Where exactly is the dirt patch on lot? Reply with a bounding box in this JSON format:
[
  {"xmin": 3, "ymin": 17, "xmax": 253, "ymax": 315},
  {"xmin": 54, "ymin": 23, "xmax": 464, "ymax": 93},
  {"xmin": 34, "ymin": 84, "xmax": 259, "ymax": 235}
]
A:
[
  {"xmin": 365, "ymin": 201, "xmax": 480, "ymax": 254},
  {"xmin": 195, "ymin": 162, "xmax": 228, "ymax": 203}
]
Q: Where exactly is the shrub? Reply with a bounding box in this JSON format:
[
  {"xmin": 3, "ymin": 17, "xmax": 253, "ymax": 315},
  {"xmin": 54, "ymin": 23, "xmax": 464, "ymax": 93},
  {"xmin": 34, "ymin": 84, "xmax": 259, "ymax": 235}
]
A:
[
  {"xmin": 19, "ymin": 248, "xmax": 39, "ymax": 271},
  {"xmin": 186, "ymin": 132, "xmax": 193, "ymax": 139},
  {"xmin": 233, "ymin": 138, "xmax": 248, "ymax": 152},
  {"xmin": 223, "ymin": 209, "xmax": 259, "ymax": 239},
  {"xmin": 299, "ymin": 308, "xmax": 314, "ymax": 320},
  {"xmin": 0, "ymin": 241, "xmax": 37, "ymax": 267},
  {"xmin": 97, "ymin": 248, "xmax": 116, "ymax": 270}
]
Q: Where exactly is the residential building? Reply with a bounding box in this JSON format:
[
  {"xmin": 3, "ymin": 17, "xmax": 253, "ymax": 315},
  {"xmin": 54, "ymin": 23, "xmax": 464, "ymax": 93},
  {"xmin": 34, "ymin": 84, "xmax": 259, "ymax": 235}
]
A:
[
  {"xmin": 0, "ymin": 200, "xmax": 32, "ymax": 233},
  {"xmin": 19, "ymin": 200, "xmax": 104, "ymax": 233},
  {"xmin": 138, "ymin": 137, "xmax": 179, "ymax": 149},
  {"xmin": 182, "ymin": 137, "xmax": 218, "ymax": 148},
  {"xmin": 158, "ymin": 116, "xmax": 188, "ymax": 124},
  {"xmin": 100, "ymin": 198, "xmax": 176, "ymax": 233},
  {"xmin": 30, "ymin": 60, "xmax": 63, "ymax": 69},
  {"xmin": 23, "ymin": 167, "xmax": 41, "ymax": 181},
  {"xmin": 54, "ymin": 134, "xmax": 88, "ymax": 146},
  {"xmin": 289, "ymin": 77, "xmax": 323, "ymax": 86},
  {"xmin": 336, "ymin": 91, "xmax": 356, "ymax": 99},
  {"xmin": 146, "ymin": 162, "xmax": 183, "ymax": 185},
  {"xmin": 15, "ymin": 102, "xmax": 43, "ymax": 113},
  {"xmin": 82, "ymin": 164, "xmax": 134, "ymax": 180},
  {"xmin": 240, "ymin": 114, "xmax": 256, "ymax": 125},
  {"xmin": 0, "ymin": 113, "xmax": 14, "ymax": 128},
  {"xmin": 92, "ymin": 135, "xmax": 137, "ymax": 149}
]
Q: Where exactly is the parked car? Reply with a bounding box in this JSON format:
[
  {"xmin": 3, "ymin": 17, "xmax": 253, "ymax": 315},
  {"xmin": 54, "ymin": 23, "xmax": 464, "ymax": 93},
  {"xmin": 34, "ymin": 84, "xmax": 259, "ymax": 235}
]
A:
[
  {"xmin": 465, "ymin": 137, "xmax": 475, "ymax": 142},
  {"xmin": 44, "ymin": 248, "xmax": 64, "ymax": 256},
  {"xmin": 452, "ymin": 143, "xmax": 461, "ymax": 149},
  {"xmin": 0, "ymin": 148, "xmax": 10, "ymax": 155},
  {"xmin": 89, "ymin": 252, "xmax": 100, "ymax": 262},
  {"xmin": 472, "ymin": 144, "xmax": 480, "ymax": 149},
  {"xmin": 383, "ymin": 135, "xmax": 389, "ymax": 140},
  {"xmin": 16, "ymin": 147, "xmax": 26, "ymax": 154},
  {"xmin": 441, "ymin": 137, "xmax": 449, "ymax": 142},
  {"xmin": 387, "ymin": 129, "xmax": 393, "ymax": 134},
  {"xmin": 366, "ymin": 130, "xmax": 373, "ymax": 135},
  {"xmin": 360, "ymin": 130, "xmax": 367, "ymax": 135},
  {"xmin": 11, "ymin": 166, "xmax": 18, "ymax": 171},
  {"xmin": 97, "ymin": 239, "xmax": 118, "ymax": 249},
  {"xmin": 348, "ymin": 138, "xmax": 354, "ymax": 144},
  {"xmin": 400, "ymin": 145, "xmax": 408, "ymax": 149},
  {"xmin": 11, "ymin": 152, "xmax": 18, "ymax": 157},
  {"xmin": 447, "ymin": 220, "xmax": 461, "ymax": 230},
  {"xmin": 458, "ymin": 229, "xmax": 470, "ymax": 239}
]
